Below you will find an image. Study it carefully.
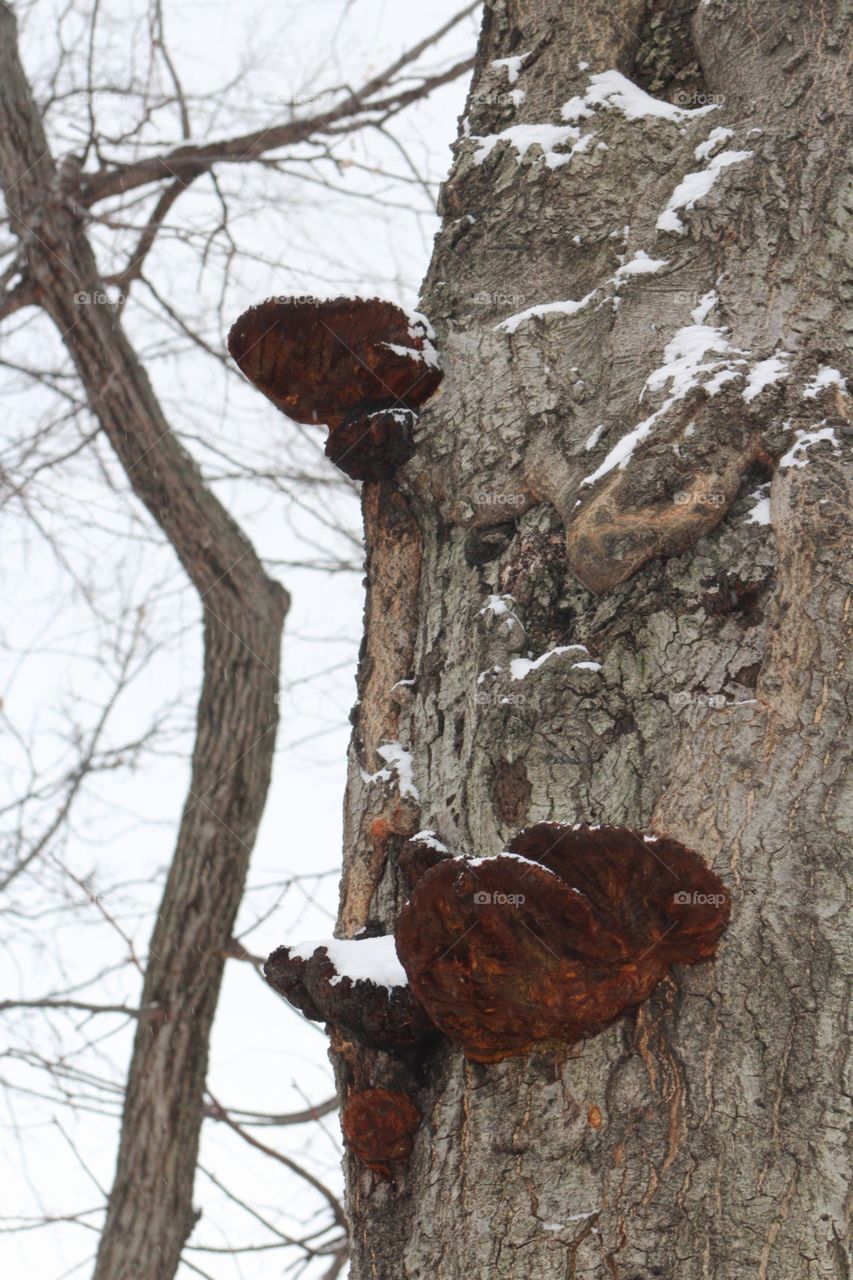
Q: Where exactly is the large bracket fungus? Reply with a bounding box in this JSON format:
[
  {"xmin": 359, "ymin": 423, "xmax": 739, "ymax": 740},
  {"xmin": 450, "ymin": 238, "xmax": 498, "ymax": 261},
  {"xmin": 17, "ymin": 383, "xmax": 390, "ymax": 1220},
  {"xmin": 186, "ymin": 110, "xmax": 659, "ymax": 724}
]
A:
[
  {"xmin": 227, "ymin": 296, "xmax": 442, "ymax": 480},
  {"xmin": 395, "ymin": 823, "xmax": 731, "ymax": 1063},
  {"xmin": 341, "ymin": 1088, "xmax": 421, "ymax": 1179},
  {"xmin": 264, "ymin": 934, "xmax": 434, "ymax": 1054}
]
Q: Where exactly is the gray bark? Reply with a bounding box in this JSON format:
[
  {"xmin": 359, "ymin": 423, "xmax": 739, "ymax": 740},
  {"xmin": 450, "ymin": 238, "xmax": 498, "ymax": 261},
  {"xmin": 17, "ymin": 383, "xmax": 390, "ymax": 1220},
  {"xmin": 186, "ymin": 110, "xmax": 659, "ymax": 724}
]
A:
[{"xmin": 337, "ymin": 1, "xmax": 852, "ymax": 1277}]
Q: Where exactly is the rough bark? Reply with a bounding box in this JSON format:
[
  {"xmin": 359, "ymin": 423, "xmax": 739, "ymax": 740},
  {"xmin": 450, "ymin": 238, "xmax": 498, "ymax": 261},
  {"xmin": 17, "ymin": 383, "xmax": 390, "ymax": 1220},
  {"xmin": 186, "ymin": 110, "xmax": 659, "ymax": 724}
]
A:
[
  {"xmin": 0, "ymin": 8, "xmax": 288, "ymax": 1279},
  {"xmin": 336, "ymin": 1, "xmax": 852, "ymax": 1277}
]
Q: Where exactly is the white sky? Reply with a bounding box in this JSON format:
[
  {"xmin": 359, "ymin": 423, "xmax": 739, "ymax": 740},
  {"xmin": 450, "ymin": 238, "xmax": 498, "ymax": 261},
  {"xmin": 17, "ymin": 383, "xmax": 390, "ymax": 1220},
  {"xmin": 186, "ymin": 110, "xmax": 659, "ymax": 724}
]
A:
[{"xmin": 0, "ymin": 2, "xmax": 478, "ymax": 1276}]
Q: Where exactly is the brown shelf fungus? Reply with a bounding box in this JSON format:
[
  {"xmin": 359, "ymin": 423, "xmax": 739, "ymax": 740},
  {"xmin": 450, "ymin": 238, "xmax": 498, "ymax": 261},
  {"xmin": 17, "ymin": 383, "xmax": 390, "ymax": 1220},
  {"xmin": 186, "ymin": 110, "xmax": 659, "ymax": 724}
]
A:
[
  {"xmin": 341, "ymin": 1088, "xmax": 421, "ymax": 1179},
  {"xmin": 395, "ymin": 823, "xmax": 730, "ymax": 1063},
  {"xmin": 264, "ymin": 935, "xmax": 434, "ymax": 1054},
  {"xmin": 227, "ymin": 296, "xmax": 442, "ymax": 480}
]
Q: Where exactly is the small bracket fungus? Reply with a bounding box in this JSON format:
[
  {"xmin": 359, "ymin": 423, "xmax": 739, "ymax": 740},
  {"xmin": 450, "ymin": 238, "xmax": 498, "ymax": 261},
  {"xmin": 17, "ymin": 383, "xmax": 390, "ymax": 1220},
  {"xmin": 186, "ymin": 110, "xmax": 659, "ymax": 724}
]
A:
[
  {"xmin": 227, "ymin": 297, "xmax": 442, "ymax": 480},
  {"xmin": 264, "ymin": 934, "xmax": 434, "ymax": 1054},
  {"xmin": 341, "ymin": 1087, "xmax": 421, "ymax": 1178},
  {"xmin": 395, "ymin": 823, "xmax": 730, "ymax": 1063}
]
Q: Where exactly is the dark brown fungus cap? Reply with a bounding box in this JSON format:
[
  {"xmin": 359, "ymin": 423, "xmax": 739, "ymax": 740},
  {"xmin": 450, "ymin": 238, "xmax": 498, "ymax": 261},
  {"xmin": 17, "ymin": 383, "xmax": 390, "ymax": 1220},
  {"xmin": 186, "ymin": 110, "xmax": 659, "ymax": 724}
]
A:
[
  {"xmin": 264, "ymin": 938, "xmax": 434, "ymax": 1054},
  {"xmin": 398, "ymin": 834, "xmax": 453, "ymax": 893},
  {"xmin": 227, "ymin": 297, "xmax": 442, "ymax": 480},
  {"xmin": 394, "ymin": 824, "xmax": 730, "ymax": 1063},
  {"xmin": 341, "ymin": 1088, "xmax": 421, "ymax": 1178}
]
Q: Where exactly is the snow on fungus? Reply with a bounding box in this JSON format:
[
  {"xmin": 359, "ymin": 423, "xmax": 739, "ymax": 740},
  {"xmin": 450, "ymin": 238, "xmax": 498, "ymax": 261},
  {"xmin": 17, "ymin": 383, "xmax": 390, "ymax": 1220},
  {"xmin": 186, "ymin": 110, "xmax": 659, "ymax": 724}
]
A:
[
  {"xmin": 342, "ymin": 1088, "xmax": 421, "ymax": 1177},
  {"xmin": 264, "ymin": 935, "xmax": 434, "ymax": 1053},
  {"xmin": 227, "ymin": 296, "xmax": 442, "ymax": 480},
  {"xmin": 394, "ymin": 823, "xmax": 730, "ymax": 1063}
]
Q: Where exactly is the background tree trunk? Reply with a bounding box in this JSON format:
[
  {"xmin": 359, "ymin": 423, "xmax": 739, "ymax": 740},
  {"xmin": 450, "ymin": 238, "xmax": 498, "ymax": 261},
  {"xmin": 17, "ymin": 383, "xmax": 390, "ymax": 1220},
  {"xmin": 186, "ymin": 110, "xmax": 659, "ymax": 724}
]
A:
[
  {"xmin": 0, "ymin": 8, "xmax": 288, "ymax": 1278},
  {"xmin": 336, "ymin": 1, "xmax": 851, "ymax": 1276}
]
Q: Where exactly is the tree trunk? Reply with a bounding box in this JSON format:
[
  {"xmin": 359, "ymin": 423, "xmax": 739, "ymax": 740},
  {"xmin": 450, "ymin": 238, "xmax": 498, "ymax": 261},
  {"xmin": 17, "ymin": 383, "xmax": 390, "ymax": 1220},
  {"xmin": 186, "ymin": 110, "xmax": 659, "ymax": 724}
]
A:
[
  {"xmin": 0, "ymin": 8, "xmax": 288, "ymax": 1279},
  {"xmin": 336, "ymin": 1, "xmax": 851, "ymax": 1277}
]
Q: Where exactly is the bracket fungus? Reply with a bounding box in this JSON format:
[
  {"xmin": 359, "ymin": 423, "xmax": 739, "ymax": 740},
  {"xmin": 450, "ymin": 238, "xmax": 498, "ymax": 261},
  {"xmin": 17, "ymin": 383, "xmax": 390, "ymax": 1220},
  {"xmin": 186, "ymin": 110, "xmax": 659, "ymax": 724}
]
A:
[
  {"xmin": 394, "ymin": 823, "xmax": 730, "ymax": 1063},
  {"xmin": 341, "ymin": 1088, "xmax": 421, "ymax": 1178},
  {"xmin": 227, "ymin": 297, "xmax": 442, "ymax": 480},
  {"xmin": 264, "ymin": 934, "xmax": 434, "ymax": 1053}
]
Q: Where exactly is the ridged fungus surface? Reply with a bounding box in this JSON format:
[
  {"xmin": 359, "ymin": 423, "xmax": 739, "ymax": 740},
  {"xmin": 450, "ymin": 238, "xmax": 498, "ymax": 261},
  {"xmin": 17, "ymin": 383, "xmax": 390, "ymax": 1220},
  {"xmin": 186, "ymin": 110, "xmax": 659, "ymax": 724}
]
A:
[
  {"xmin": 227, "ymin": 296, "xmax": 442, "ymax": 480},
  {"xmin": 264, "ymin": 939, "xmax": 434, "ymax": 1054},
  {"xmin": 395, "ymin": 823, "xmax": 730, "ymax": 1063},
  {"xmin": 341, "ymin": 1088, "xmax": 421, "ymax": 1178}
]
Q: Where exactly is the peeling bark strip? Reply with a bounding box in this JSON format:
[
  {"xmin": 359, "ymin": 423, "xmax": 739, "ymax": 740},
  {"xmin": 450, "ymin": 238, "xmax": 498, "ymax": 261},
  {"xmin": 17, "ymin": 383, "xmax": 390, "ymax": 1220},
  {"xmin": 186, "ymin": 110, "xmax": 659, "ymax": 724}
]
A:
[
  {"xmin": 0, "ymin": 9, "xmax": 288, "ymax": 1280},
  {"xmin": 338, "ymin": 1, "xmax": 852, "ymax": 1277}
]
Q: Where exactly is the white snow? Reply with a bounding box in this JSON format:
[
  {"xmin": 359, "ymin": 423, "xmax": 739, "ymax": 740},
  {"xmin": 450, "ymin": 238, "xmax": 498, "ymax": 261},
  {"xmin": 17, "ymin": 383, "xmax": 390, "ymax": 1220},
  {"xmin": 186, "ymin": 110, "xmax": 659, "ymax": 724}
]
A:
[
  {"xmin": 779, "ymin": 425, "xmax": 840, "ymax": 469},
  {"xmin": 745, "ymin": 485, "xmax": 772, "ymax": 525},
  {"xmin": 509, "ymin": 645, "xmax": 589, "ymax": 680},
  {"xmin": 362, "ymin": 742, "xmax": 419, "ymax": 800},
  {"xmin": 584, "ymin": 423, "xmax": 605, "ymax": 450},
  {"xmin": 376, "ymin": 741, "xmax": 419, "ymax": 801},
  {"xmin": 614, "ymin": 250, "xmax": 669, "ymax": 280},
  {"xmin": 803, "ymin": 366, "xmax": 848, "ymax": 399},
  {"xmin": 480, "ymin": 594, "xmax": 513, "ymax": 617},
  {"xmin": 694, "ymin": 126, "xmax": 734, "ymax": 160},
  {"xmin": 572, "ymin": 661, "xmax": 602, "ymax": 671},
  {"xmin": 581, "ymin": 323, "xmax": 745, "ymax": 488},
  {"xmin": 742, "ymin": 354, "xmax": 790, "ymax": 403},
  {"xmin": 690, "ymin": 289, "xmax": 718, "ymax": 323},
  {"xmin": 562, "ymin": 70, "xmax": 717, "ymax": 124},
  {"xmin": 656, "ymin": 150, "xmax": 753, "ymax": 234},
  {"xmin": 471, "ymin": 123, "xmax": 585, "ymax": 167},
  {"xmin": 289, "ymin": 935, "xmax": 408, "ymax": 990},
  {"xmin": 645, "ymin": 323, "xmax": 741, "ymax": 398},
  {"xmin": 467, "ymin": 851, "xmax": 561, "ymax": 876},
  {"xmin": 492, "ymin": 53, "xmax": 530, "ymax": 84},
  {"xmin": 410, "ymin": 830, "xmax": 450, "ymax": 853},
  {"xmin": 391, "ymin": 677, "xmax": 416, "ymax": 689},
  {"xmin": 496, "ymin": 289, "xmax": 597, "ymax": 334}
]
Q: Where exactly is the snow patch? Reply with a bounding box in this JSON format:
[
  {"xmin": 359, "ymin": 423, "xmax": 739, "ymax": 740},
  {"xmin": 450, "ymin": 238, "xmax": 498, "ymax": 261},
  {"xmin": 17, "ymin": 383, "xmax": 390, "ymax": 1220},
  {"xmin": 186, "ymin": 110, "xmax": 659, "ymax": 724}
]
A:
[
  {"xmin": 410, "ymin": 830, "xmax": 450, "ymax": 853},
  {"xmin": 745, "ymin": 485, "xmax": 772, "ymax": 526},
  {"xmin": 496, "ymin": 289, "xmax": 598, "ymax": 334},
  {"xmin": 690, "ymin": 289, "xmax": 718, "ymax": 323},
  {"xmin": 492, "ymin": 52, "xmax": 530, "ymax": 84},
  {"xmin": 584, "ymin": 423, "xmax": 605, "ymax": 450},
  {"xmin": 614, "ymin": 250, "xmax": 669, "ymax": 280},
  {"xmin": 803, "ymin": 366, "xmax": 848, "ymax": 399},
  {"xmin": 509, "ymin": 645, "xmax": 590, "ymax": 680},
  {"xmin": 362, "ymin": 742, "xmax": 419, "ymax": 800},
  {"xmin": 581, "ymin": 323, "xmax": 745, "ymax": 487},
  {"xmin": 562, "ymin": 70, "xmax": 717, "ymax": 123},
  {"xmin": 742, "ymin": 353, "xmax": 790, "ymax": 403},
  {"xmin": 289, "ymin": 935, "xmax": 408, "ymax": 991},
  {"xmin": 656, "ymin": 150, "xmax": 753, "ymax": 234},
  {"xmin": 779, "ymin": 424, "xmax": 840, "ymax": 469},
  {"xmin": 694, "ymin": 126, "xmax": 734, "ymax": 160},
  {"xmin": 471, "ymin": 123, "xmax": 586, "ymax": 167}
]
